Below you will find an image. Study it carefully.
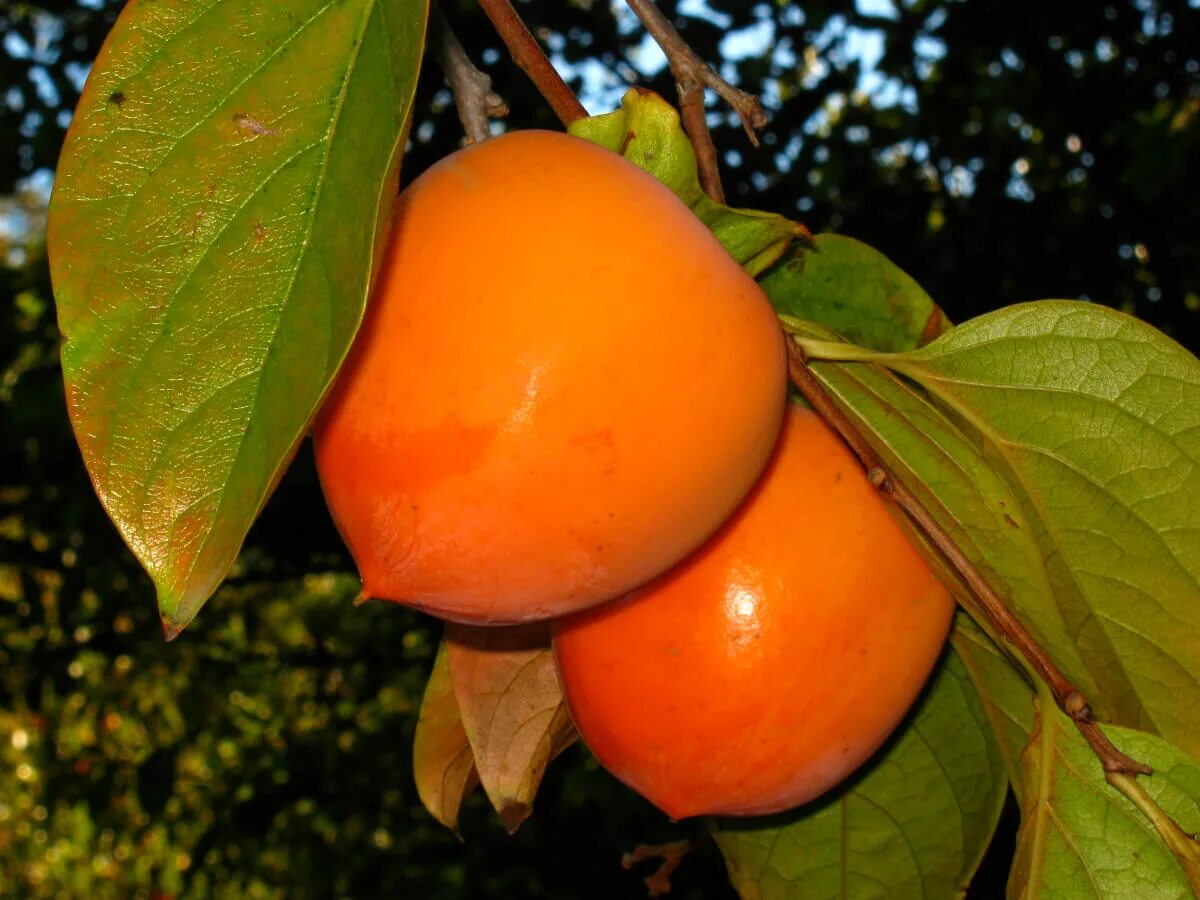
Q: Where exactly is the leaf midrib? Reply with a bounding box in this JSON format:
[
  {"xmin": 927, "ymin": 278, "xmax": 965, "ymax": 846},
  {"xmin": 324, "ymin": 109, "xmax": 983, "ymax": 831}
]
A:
[
  {"xmin": 70, "ymin": 0, "xmax": 340, "ymax": 342},
  {"xmin": 169, "ymin": 0, "xmax": 389, "ymax": 611}
]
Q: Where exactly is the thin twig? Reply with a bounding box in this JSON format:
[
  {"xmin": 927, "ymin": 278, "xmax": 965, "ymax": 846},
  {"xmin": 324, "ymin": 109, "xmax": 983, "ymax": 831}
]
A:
[
  {"xmin": 477, "ymin": 0, "xmax": 586, "ymax": 126},
  {"xmin": 623, "ymin": 840, "xmax": 694, "ymax": 897},
  {"xmin": 677, "ymin": 80, "xmax": 724, "ymax": 203},
  {"xmin": 432, "ymin": 4, "xmax": 509, "ymax": 144},
  {"xmin": 624, "ymin": 0, "xmax": 768, "ymax": 201},
  {"xmin": 785, "ymin": 338, "xmax": 1152, "ymax": 778}
]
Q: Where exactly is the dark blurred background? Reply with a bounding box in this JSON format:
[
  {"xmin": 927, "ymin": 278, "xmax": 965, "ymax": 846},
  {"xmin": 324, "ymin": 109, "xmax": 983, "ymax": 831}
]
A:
[{"xmin": 1, "ymin": 0, "xmax": 1196, "ymax": 896}]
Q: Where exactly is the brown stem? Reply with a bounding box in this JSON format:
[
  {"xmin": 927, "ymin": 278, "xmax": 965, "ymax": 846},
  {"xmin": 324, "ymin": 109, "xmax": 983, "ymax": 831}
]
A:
[
  {"xmin": 677, "ymin": 80, "xmax": 724, "ymax": 203},
  {"xmin": 785, "ymin": 337, "xmax": 1152, "ymax": 778},
  {"xmin": 622, "ymin": 839, "xmax": 693, "ymax": 897},
  {"xmin": 477, "ymin": 0, "xmax": 586, "ymax": 126},
  {"xmin": 624, "ymin": 0, "xmax": 768, "ymax": 201},
  {"xmin": 433, "ymin": 4, "xmax": 509, "ymax": 144}
]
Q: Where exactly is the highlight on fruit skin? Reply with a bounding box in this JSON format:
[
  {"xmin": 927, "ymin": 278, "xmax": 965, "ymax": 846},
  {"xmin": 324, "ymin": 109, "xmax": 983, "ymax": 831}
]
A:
[
  {"xmin": 552, "ymin": 403, "xmax": 955, "ymax": 819},
  {"xmin": 313, "ymin": 129, "xmax": 788, "ymax": 625}
]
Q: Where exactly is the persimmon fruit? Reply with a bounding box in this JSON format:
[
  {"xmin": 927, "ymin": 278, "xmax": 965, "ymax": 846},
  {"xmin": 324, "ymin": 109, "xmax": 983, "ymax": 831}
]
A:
[
  {"xmin": 552, "ymin": 404, "xmax": 955, "ymax": 818},
  {"xmin": 313, "ymin": 130, "xmax": 787, "ymax": 624}
]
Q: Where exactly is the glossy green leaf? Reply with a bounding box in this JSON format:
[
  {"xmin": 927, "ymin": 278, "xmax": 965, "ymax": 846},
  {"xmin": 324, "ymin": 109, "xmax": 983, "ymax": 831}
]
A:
[
  {"xmin": 444, "ymin": 623, "xmax": 576, "ymax": 834},
  {"xmin": 764, "ymin": 234, "xmax": 949, "ymax": 352},
  {"xmin": 569, "ymin": 89, "xmax": 810, "ymax": 277},
  {"xmin": 1010, "ymin": 688, "xmax": 1200, "ymax": 898},
  {"xmin": 412, "ymin": 639, "xmax": 478, "ymax": 834},
  {"xmin": 797, "ymin": 301, "xmax": 1200, "ymax": 759},
  {"xmin": 712, "ymin": 647, "xmax": 1007, "ymax": 900},
  {"xmin": 48, "ymin": 0, "xmax": 428, "ymax": 636}
]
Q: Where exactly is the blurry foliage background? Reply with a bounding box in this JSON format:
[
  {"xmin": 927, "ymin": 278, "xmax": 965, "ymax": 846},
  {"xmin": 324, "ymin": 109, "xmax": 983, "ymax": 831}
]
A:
[{"xmin": 1, "ymin": 0, "xmax": 1198, "ymax": 896}]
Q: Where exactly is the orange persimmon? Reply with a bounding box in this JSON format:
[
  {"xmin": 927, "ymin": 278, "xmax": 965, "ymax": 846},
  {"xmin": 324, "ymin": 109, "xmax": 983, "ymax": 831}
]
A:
[
  {"xmin": 313, "ymin": 130, "xmax": 787, "ymax": 624},
  {"xmin": 552, "ymin": 404, "xmax": 955, "ymax": 818}
]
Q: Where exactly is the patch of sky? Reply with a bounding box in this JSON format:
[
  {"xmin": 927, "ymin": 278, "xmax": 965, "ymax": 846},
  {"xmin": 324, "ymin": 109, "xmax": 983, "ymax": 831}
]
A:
[
  {"xmin": 4, "ymin": 10, "xmax": 65, "ymax": 65},
  {"xmin": 4, "ymin": 31, "xmax": 33, "ymax": 61},
  {"xmin": 19, "ymin": 110, "xmax": 44, "ymax": 140},
  {"xmin": 1007, "ymin": 158, "xmax": 1035, "ymax": 202},
  {"xmin": 721, "ymin": 10, "xmax": 775, "ymax": 63},
  {"xmin": 64, "ymin": 61, "xmax": 90, "ymax": 93},
  {"xmin": 1095, "ymin": 37, "xmax": 1117, "ymax": 62},
  {"xmin": 945, "ymin": 164, "xmax": 974, "ymax": 197},
  {"xmin": 0, "ymin": 168, "xmax": 54, "ymax": 267},
  {"xmin": 563, "ymin": 0, "xmax": 942, "ymax": 116},
  {"xmin": 28, "ymin": 66, "xmax": 60, "ymax": 108}
]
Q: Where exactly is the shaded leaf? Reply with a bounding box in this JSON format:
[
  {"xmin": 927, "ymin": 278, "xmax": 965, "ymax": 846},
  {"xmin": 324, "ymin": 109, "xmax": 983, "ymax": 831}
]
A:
[
  {"xmin": 569, "ymin": 89, "xmax": 810, "ymax": 277},
  {"xmin": 764, "ymin": 234, "xmax": 949, "ymax": 352},
  {"xmin": 48, "ymin": 0, "xmax": 428, "ymax": 635},
  {"xmin": 445, "ymin": 623, "xmax": 576, "ymax": 833},
  {"xmin": 412, "ymin": 639, "xmax": 478, "ymax": 834},
  {"xmin": 712, "ymin": 647, "xmax": 1007, "ymax": 900},
  {"xmin": 1010, "ymin": 688, "xmax": 1200, "ymax": 898},
  {"xmin": 951, "ymin": 615, "xmax": 1035, "ymax": 796},
  {"xmin": 796, "ymin": 301, "xmax": 1200, "ymax": 759}
]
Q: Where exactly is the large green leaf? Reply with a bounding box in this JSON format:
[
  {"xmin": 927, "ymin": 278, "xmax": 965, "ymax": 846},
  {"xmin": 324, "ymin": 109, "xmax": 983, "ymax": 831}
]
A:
[
  {"xmin": 764, "ymin": 234, "xmax": 949, "ymax": 352},
  {"xmin": 1010, "ymin": 687, "xmax": 1200, "ymax": 898},
  {"xmin": 48, "ymin": 0, "xmax": 428, "ymax": 636},
  {"xmin": 712, "ymin": 647, "xmax": 1007, "ymax": 899},
  {"xmin": 569, "ymin": 89, "xmax": 810, "ymax": 277},
  {"xmin": 796, "ymin": 301, "xmax": 1200, "ymax": 759}
]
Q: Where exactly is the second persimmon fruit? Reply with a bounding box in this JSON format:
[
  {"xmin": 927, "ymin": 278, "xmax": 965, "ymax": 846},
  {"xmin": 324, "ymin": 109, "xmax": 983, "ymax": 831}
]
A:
[
  {"xmin": 552, "ymin": 404, "xmax": 955, "ymax": 818},
  {"xmin": 313, "ymin": 130, "xmax": 787, "ymax": 624}
]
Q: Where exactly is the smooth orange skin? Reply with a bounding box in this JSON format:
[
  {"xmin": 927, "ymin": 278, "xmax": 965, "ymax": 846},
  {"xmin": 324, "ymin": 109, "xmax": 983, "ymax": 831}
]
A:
[
  {"xmin": 313, "ymin": 130, "xmax": 787, "ymax": 624},
  {"xmin": 552, "ymin": 405, "xmax": 955, "ymax": 818}
]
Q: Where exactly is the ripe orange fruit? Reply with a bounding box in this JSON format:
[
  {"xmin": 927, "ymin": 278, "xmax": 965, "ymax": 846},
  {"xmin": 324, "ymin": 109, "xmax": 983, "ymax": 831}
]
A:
[
  {"xmin": 313, "ymin": 130, "xmax": 787, "ymax": 624},
  {"xmin": 552, "ymin": 404, "xmax": 954, "ymax": 818}
]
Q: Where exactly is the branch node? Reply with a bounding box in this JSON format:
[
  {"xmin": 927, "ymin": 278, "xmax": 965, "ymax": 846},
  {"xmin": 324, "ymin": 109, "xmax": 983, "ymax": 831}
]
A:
[
  {"xmin": 433, "ymin": 4, "xmax": 508, "ymax": 145},
  {"xmin": 1064, "ymin": 690, "xmax": 1090, "ymax": 720},
  {"xmin": 624, "ymin": 0, "xmax": 769, "ymax": 201},
  {"xmin": 622, "ymin": 840, "xmax": 693, "ymax": 897}
]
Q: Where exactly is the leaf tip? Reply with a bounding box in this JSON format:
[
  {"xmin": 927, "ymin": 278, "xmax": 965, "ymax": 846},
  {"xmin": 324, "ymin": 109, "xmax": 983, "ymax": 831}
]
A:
[
  {"xmin": 160, "ymin": 614, "xmax": 186, "ymax": 642},
  {"xmin": 423, "ymin": 802, "xmax": 465, "ymax": 838},
  {"xmin": 156, "ymin": 584, "xmax": 201, "ymax": 641},
  {"xmin": 498, "ymin": 801, "xmax": 531, "ymax": 834}
]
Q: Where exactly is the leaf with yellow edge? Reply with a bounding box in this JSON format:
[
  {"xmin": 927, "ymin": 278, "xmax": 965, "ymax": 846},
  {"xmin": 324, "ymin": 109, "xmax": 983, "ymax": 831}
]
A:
[
  {"xmin": 413, "ymin": 639, "xmax": 478, "ymax": 834},
  {"xmin": 48, "ymin": 0, "xmax": 428, "ymax": 636}
]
